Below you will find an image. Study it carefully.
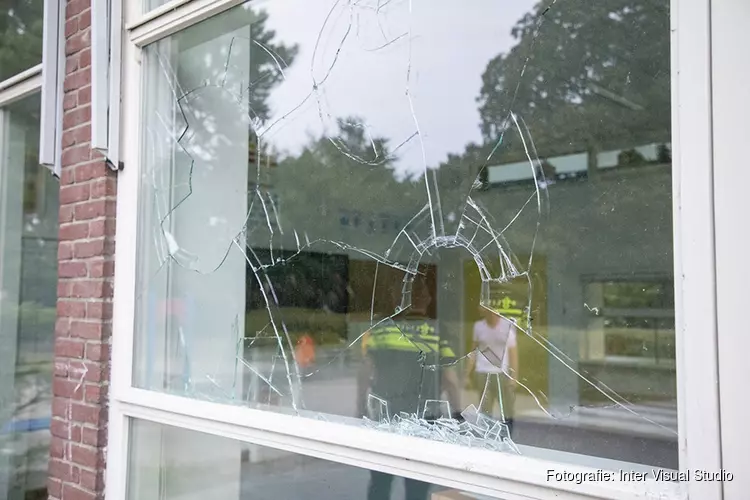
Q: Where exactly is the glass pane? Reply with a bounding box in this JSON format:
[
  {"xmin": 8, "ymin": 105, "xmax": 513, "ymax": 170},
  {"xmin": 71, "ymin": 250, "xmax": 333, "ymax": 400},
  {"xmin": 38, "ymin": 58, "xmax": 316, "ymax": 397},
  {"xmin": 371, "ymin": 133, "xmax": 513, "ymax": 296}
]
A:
[
  {"xmin": 144, "ymin": 0, "xmax": 165, "ymax": 11},
  {"xmin": 0, "ymin": 93, "xmax": 57, "ymax": 500},
  {"xmin": 0, "ymin": 0, "xmax": 44, "ymax": 82},
  {"xmin": 134, "ymin": 419, "xmax": 645, "ymax": 500},
  {"xmin": 135, "ymin": 0, "xmax": 676, "ymax": 469}
]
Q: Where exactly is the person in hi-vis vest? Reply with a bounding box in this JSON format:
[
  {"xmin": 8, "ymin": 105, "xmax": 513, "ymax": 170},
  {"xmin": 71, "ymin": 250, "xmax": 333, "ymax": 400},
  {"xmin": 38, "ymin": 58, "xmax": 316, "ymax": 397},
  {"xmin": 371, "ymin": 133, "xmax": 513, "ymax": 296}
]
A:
[{"xmin": 357, "ymin": 273, "xmax": 460, "ymax": 500}]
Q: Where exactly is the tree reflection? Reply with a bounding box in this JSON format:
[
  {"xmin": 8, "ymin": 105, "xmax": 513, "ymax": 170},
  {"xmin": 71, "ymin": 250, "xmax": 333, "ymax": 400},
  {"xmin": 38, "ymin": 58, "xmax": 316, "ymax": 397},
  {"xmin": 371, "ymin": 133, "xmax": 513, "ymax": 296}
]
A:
[
  {"xmin": 478, "ymin": 0, "xmax": 670, "ymax": 161},
  {"xmin": 0, "ymin": 0, "xmax": 43, "ymax": 81}
]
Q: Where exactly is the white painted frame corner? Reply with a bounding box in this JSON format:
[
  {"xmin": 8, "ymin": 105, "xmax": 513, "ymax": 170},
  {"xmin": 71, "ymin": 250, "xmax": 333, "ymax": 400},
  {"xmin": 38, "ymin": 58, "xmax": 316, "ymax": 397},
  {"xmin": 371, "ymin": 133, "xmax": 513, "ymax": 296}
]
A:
[
  {"xmin": 39, "ymin": 0, "xmax": 63, "ymax": 176},
  {"xmin": 0, "ymin": 65, "xmax": 43, "ymax": 108},
  {"xmin": 91, "ymin": 0, "xmax": 111, "ymax": 153},
  {"xmin": 92, "ymin": 0, "xmax": 125, "ymax": 169},
  {"xmin": 107, "ymin": 0, "xmax": 124, "ymax": 168}
]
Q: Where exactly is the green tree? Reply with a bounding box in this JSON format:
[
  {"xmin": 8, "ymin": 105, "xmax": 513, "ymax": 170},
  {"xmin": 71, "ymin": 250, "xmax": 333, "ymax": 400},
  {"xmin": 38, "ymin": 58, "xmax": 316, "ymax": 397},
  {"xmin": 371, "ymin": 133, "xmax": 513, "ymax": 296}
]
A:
[
  {"xmin": 477, "ymin": 0, "xmax": 670, "ymax": 162},
  {"xmin": 246, "ymin": 10, "xmax": 299, "ymax": 123},
  {"xmin": 0, "ymin": 0, "xmax": 44, "ymax": 82},
  {"xmin": 274, "ymin": 117, "xmax": 425, "ymax": 231}
]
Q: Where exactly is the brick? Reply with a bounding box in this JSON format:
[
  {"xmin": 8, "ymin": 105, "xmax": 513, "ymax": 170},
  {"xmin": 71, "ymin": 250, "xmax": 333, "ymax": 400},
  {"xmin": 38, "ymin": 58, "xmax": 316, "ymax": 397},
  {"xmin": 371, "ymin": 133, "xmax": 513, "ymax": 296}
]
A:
[
  {"xmin": 71, "ymin": 444, "xmax": 98, "ymax": 469},
  {"xmin": 63, "ymin": 92, "xmax": 77, "ymax": 111},
  {"xmin": 58, "ymin": 261, "xmax": 87, "ymax": 278},
  {"xmin": 66, "ymin": 30, "xmax": 90, "ymax": 56},
  {"xmin": 63, "ymin": 69, "xmax": 89, "ymax": 92},
  {"xmin": 53, "ymin": 378, "xmax": 84, "ymax": 400},
  {"xmin": 50, "ymin": 418, "xmax": 71, "ymax": 439},
  {"xmin": 88, "ymin": 259, "xmax": 115, "ymax": 278},
  {"xmin": 81, "ymin": 427, "xmax": 105, "ymax": 447},
  {"xmin": 66, "ymin": 0, "xmax": 87, "ymax": 19},
  {"xmin": 62, "ymin": 142, "xmax": 92, "ymax": 166},
  {"xmin": 79, "ymin": 469, "xmax": 103, "ymax": 491},
  {"xmin": 78, "ymin": 84, "xmax": 91, "ymax": 105},
  {"xmin": 73, "ymin": 239, "xmax": 106, "ymax": 259},
  {"xmin": 58, "ymin": 299, "xmax": 87, "ymax": 317},
  {"xmin": 58, "ymin": 242, "xmax": 74, "ymax": 261},
  {"xmin": 62, "ymin": 124, "xmax": 91, "ymax": 149},
  {"xmin": 74, "ymin": 201, "xmax": 107, "ymax": 221},
  {"xmin": 49, "ymin": 459, "xmax": 79, "ymax": 484},
  {"xmin": 62, "ymin": 104, "xmax": 91, "ymax": 130},
  {"xmin": 70, "ymin": 361, "xmax": 104, "ymax": 383},
  {"xmin": 61, "ymin": 167, "xmax": 75, "ymax": 186},
  {"xmin": 50, "ymin": 419, "xmax": 80, "ymax": 443},
  {"xmin": 71, "ymin": 424, "xmax": 82, "ymax": 443},
  {"xmin": 65, "ymin": 17, "xmax": 78, "ymax": 38},
  {"xmin": 85, "ymin": 302, "xmax": 113, "ymax": 320},
  {"xmin": 59, "ymin": 205, "xmax": 75, "ymax": 223},
  {"xmin": 79, "ymin": 9, "xmax": 92, "ymax": 30},
  {"xmin": 50, "ymin": 436, "xmax": 66, "ymax": 459},
  {"xmin": 52, "ymin": 397, "xmax": 70, "ymax": 419},
  {"xmin": 66, "ymin": 54, "xmax": 79, "ymax": 75},
  {"xmin": 90, "ymin": 177, "xmax": 117, "ymax": 198},
  {"xmin": 74, "ymin": 161, "xmax": 106, "ymax": 182},
  {"xmin": 58, "ymin": 282, "xmax": 72, "ymax": 298},
  {"xmin": 62, "ymin": 484, "xmax": 95, "ymax": 500},
  {"xmin": 84, "ymin": 342, "xmax": 109, "ymax": 361},
  {"xmin": 48, "ymin": 478, "xmax": 62, "ymax": 498},
  {"xmin": 84, "ymin": 384, "xmax": 106, "ymax": 404},
  {"xmin": 55, "ymin": 338, "xmax": 85, "ymax": 358},
  {"xmin": 70, "ymin": 320, "xmax": 104, "ymax": 340},
  {"xmin": 70, "ymin": 280, "xmax": 111, "ymax": 299},
  {"xmin": 59, "ymin": 222, "xmax": 89, "ymax": 241},
  {"xmin": 55, "ymin": 318, "xmax": 71, "ymax": 337},
  {"xmin": 71, "ymin": 403, "xmax": 104, "ymax": 426},
  {"xmin": 60, "ymin": 184, "xmax": 91, "ymax": 204},
  {"xmin": 88, "ymin": 218, "xmax": 115, "ymax": 239},
  {"xmin": 79, "ymin": 48, "xmax": 91, "ymax": 69},
  {"xmin": 54, "ymin": 361, "xmax": 69, "ymax": 377}
]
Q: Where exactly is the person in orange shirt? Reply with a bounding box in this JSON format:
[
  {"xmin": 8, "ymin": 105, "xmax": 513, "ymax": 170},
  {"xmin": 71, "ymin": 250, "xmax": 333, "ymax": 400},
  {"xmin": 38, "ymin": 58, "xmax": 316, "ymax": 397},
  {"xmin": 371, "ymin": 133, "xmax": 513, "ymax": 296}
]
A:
[{"xmin": 295, "ymin": 333, "xmax": 316, "ymax": 374}]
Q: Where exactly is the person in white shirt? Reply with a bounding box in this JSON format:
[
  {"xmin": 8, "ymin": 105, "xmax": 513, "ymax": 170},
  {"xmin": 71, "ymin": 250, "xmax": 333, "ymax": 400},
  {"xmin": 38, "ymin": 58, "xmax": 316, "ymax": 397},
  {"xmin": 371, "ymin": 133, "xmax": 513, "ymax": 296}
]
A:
[{"xmin": 466, "ymin": 305, "xmax": 519, "ymax": 433}]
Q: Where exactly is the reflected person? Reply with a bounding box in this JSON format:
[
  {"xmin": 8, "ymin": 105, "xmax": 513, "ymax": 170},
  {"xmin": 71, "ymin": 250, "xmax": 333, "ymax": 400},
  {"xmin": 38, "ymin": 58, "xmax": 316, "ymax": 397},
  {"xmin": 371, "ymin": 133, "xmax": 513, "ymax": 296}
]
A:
[
  {"xmin": 466, "ymin": 305, "xmax": 518, "ymax": 434},
  {"xmin": 357, "ymin": 274, "xmax": 460, "ymax": 500}
]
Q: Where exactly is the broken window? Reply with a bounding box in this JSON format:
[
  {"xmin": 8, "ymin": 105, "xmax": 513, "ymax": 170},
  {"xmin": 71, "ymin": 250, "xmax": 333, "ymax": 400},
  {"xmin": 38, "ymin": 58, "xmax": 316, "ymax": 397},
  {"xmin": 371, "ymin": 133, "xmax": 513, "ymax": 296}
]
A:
[{"xmin": 133, "ymin": 0, "xmax": 676, "ymax": 469}]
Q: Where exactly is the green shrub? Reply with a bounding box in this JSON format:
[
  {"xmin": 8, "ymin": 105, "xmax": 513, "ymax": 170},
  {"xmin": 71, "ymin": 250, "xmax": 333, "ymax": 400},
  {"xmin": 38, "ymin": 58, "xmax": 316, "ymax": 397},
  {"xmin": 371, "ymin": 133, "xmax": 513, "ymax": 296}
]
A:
[{"xmin": 246, "ymin": 308, "xmax": 347, "ymax": 346}]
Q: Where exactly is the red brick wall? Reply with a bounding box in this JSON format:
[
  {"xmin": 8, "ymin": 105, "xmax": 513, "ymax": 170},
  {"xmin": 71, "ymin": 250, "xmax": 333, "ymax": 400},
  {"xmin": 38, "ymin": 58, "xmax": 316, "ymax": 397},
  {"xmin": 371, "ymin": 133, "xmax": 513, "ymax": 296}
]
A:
[{"xmin": 50, "ymin": 0, "xmax": 116, "ymax": 498}]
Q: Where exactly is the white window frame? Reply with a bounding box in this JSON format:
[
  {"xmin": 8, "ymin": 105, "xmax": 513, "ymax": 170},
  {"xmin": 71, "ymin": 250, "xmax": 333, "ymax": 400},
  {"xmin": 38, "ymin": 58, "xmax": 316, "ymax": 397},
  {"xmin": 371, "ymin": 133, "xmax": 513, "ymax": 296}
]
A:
[
  {"xmin": 106, "ymin": 0, "xmax": 728, "ymax": 499},
  {"xmin": 0, "ymin": 65, "xmax": 43, "ymax": 109},
  {"xmin": 0, "ymin": 68, "xmax": 44, "ymax": 220},
  {"xmin": 0, "ymin": 65, "xmax": 45, "ymax": 219},
  {"xmin": 38, "ymin": 0, "xmax": 65, "ymax": 177},
  {"xmin": 91, "ymin": 0, "xmax": 124, "ymax": 169},
  {"xmin": 710, "ymin": 0, "xmax": 750, "ymax": 497}
]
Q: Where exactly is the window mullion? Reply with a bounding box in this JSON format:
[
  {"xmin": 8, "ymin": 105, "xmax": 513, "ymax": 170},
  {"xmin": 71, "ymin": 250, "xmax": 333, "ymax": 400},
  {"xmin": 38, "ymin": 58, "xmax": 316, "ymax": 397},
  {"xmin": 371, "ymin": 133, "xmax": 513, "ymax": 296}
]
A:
[
  {"xmin": 128, "ymin": 0, "xmax": 246, "ymax": 47},
  {"xmin": 670, "ymin": 0, "xmax": 723, "ymax": 498},
  {"xmin": 0, "ymin": 67, "xmax": 42, "ymax": 108}
]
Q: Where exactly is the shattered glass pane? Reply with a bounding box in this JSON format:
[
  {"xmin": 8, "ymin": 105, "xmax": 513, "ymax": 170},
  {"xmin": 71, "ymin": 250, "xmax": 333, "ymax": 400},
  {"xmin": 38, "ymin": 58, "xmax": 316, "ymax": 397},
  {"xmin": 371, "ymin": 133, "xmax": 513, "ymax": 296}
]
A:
[{"xmin": 134, "ymin": 0, "xmax": 676, "ymax": 469}]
